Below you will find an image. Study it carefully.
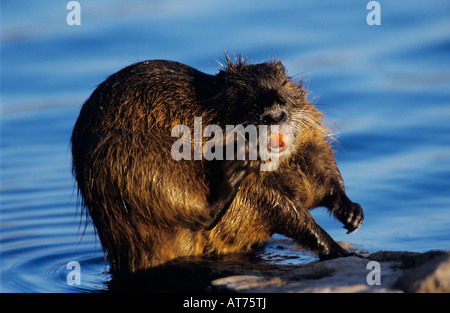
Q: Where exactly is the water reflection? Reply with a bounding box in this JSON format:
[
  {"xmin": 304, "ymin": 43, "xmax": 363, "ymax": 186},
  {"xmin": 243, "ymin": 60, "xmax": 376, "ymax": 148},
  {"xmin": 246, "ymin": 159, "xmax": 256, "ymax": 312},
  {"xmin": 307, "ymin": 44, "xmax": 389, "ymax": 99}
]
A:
[{"xmin": 1, "ymin": 0, "xmax": 449, "ymax": 292}]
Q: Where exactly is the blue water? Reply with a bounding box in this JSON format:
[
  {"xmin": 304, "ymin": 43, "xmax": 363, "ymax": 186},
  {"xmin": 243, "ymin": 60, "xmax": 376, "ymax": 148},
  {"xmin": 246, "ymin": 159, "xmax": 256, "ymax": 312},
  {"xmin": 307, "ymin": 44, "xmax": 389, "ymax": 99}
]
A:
[{"xmin": 1, "ymin": 0, "xmax": 449, "ymax": 292}]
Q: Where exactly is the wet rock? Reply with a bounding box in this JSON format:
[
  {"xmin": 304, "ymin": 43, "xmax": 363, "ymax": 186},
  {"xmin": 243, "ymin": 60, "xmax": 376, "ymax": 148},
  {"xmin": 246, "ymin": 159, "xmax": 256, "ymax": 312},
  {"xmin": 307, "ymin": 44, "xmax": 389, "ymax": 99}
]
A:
[
  {"xmin": 212, "ymin": 275, "xmax": 284, "ymax": 292},
  {"xmin": 210, "ymin": 250, "xmax": 450, "ymax": 293},
  {"xmin": 392, "ymin": 251, "xmax": 450, "ymax": 292}
]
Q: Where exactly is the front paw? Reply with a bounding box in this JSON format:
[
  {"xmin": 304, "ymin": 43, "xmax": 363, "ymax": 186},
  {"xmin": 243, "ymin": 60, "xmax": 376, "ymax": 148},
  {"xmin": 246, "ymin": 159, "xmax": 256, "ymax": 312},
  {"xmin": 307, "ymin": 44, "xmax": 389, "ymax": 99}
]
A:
[
  {"xmin": 204, "ymin": 158, "xmax": 256, "ymax": 230},
  {"xmin": 318, "ymin": 242, "xmax": 351, "ymax": 260},
  {"xmin": 334, "ymin": 199, "xmax": 364, "ymax": 234}
]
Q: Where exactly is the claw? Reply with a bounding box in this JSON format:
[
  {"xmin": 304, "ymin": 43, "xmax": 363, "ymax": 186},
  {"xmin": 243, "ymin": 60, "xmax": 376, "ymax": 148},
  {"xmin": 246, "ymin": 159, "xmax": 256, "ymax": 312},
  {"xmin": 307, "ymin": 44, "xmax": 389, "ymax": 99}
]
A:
[{"xmin": 344, "ymin": 225, "xmax": 360, "ymax": 234}]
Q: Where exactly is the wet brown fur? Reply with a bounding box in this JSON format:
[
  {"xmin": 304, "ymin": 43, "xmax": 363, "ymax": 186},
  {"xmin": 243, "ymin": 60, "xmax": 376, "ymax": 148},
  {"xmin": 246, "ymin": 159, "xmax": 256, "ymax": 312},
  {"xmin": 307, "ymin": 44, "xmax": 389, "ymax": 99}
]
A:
[{"xmin": 71, "ymin": 55, "xmax": 363, "ymax": 274}]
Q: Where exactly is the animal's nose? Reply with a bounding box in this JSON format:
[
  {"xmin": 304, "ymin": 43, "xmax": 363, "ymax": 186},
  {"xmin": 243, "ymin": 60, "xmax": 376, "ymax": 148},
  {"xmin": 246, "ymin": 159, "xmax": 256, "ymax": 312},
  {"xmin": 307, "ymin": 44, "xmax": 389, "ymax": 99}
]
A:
[{"xmin": 262, "ymin": 109, "xmax": 287, "ymax": 125}]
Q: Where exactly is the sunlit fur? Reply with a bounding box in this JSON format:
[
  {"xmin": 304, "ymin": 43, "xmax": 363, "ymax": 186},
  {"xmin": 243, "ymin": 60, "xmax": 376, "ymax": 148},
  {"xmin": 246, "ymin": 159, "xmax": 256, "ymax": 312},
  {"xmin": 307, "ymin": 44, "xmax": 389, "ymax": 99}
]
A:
[{"xmin": 71, "ymin": 56, "xmax": 363, "ymax": 274}]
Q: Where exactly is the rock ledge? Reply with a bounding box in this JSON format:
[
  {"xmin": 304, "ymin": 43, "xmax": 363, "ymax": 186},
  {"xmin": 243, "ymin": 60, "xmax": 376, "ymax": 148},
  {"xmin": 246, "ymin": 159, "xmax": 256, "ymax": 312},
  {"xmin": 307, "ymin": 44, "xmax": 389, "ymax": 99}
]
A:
[{"xmin": 210, "ymin": 250, "xmax": 450, "ymax": 293}]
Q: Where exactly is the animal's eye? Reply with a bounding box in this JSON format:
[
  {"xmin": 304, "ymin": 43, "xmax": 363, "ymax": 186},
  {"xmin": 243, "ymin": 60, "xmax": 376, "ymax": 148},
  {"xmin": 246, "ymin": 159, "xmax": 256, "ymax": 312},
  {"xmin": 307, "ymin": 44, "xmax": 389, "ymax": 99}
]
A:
[
  {"xmin": 257, "ymin": 89, "xmax": 283, "ymax": 109},
  {"xmin": 282, "ymin": 80, "xmax": 288, "ymax": 86}
]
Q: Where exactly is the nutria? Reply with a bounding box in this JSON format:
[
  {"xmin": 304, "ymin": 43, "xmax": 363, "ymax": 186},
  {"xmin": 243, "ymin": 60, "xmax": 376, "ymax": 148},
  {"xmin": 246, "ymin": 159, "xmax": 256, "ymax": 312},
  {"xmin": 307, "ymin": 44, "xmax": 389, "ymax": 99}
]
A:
[{"xmin": 71, "ymin": 55, "xmax": 364, "ymax": 274}]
